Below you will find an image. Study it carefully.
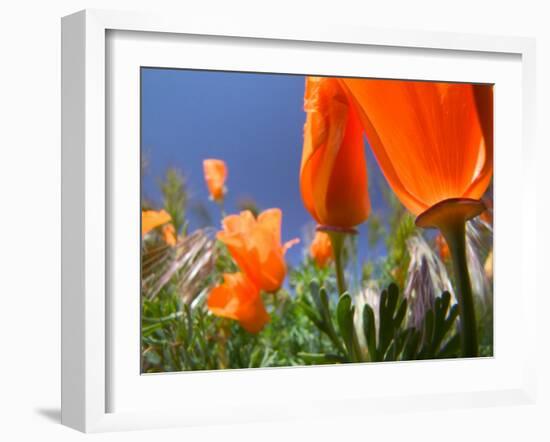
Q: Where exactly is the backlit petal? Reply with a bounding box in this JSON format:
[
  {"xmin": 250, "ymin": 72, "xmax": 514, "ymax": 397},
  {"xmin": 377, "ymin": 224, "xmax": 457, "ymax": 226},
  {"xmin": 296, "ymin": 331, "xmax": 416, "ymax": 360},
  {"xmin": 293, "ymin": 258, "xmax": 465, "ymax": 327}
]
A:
[
  {"xmin": 207, "ymin": 273, "xmax": 269, "ymax": 333},
  {"xmin": 217, "ymin": 209, "xmax": 293, "ymax": 292},
  {"xmin": 342, "ymin": 79, "xmax": 493, "ymax": 216},
  {"xmin": 142, "ymin": 210, "xmax": 172, "ymax": 237}
]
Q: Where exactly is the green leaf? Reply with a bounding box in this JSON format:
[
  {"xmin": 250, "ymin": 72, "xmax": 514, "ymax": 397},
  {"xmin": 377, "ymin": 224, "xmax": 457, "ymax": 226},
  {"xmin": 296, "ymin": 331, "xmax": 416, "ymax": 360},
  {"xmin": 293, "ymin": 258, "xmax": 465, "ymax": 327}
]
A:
[
  {"xmin": 423, "ymin": 310, "xmax": 435, "ymax": 357},
  {"xmin": 387, "ymin": 283, "xmax": 399, "ymax": 313},
  {"xmin": 393, "ymin": 299, "xmax": 408, "ymax": 330},
  {"xmin": 319, "ymin": 287, "xmax": 332, "ymax": 323},
  {"xmin": 297, "ymin": 352, "xmax": 346, "ymax": 364},
  {"xmin": 437, "ymin": 334, "xmax": 460, "ymax": 358},
  {"xmin": 298, "ymin": 300, "xmax": 325, "ymax": 332},
  {"xmin": 336, "ymin": 294, "xmax": 356, "ymax": 361},
  {"xmin": 402, "ymin": 329, "xmax": 421, "ymax": 360},
  {"xmin": 309, "ymin": 281, "xmax": 324, "ymax": 316},
  {"xmin": 362, "ymin": 304, "xmax": 378, "ymax": 362}
]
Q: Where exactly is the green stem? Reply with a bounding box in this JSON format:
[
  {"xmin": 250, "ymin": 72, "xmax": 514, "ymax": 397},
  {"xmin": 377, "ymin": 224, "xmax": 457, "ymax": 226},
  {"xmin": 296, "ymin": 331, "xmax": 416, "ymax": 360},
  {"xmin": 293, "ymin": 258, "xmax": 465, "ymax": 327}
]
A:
[
  {"xmin": 440, "ymin": 221, "xmax": 478, "ymax": 357},
  {"xmin": 327, "ymin": 231, "xmax": 347, "ymax": 296},
  {"xmin": 217, "ymin": 199, "xmax": 226, "ymax": 218}
]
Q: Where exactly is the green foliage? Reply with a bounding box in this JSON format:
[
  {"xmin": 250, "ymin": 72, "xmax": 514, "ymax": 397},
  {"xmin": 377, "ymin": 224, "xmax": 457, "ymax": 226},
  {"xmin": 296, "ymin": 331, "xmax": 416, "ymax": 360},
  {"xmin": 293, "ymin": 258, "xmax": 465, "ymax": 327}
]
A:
[
  {"xmin": 160, "ymin": 168, "xmax": 188, "ymax": 235},
  {"xmin": 388, "ymin": 290, "xmax": 461, "ymax": 361},
  {"xmin": 364, "ymin": 283, "xmax": 408, "ymax": 362},
  {"xmin": 142, "ymin": 291, "xmax": 220, "ymax": 372},
  {"xmin": 367, "ymin": 212, "xmax": 385, "ymax": 248},
  {"xmin": 142, "ymin": 277, "xmax": 462, "ymax": 372},
  {"xmin": 142, "ymin": 283, "xmax": 329, "ymax": 372},
  {"xmin": 361, "ymin": 261, "xmax": 374, "ymax": 284},
  {"xmin": 477, "ymin": 306, "xmax": 494, "ymax": 357},
  {"xmin": 296, "ymin": 281, "xmax": 461, "ymax": 364},
  {"xmin": 382, "ymin": 213, "xmax": 417, "ymax": 288},
  {"xmin": 141, "ymin": 167, "xmax": 491, "ymax": 373},
  {"xmin": 296, "ymin": 281, "xmax": 347, "ymax": 361}
]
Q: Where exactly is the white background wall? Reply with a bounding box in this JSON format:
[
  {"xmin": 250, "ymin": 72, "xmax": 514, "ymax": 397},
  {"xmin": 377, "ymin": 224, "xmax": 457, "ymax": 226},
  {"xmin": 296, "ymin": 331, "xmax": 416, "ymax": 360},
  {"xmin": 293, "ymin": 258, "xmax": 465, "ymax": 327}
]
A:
[{"xmin": 0, "ymin": 1, "xmax": 548, "ymax": 440}]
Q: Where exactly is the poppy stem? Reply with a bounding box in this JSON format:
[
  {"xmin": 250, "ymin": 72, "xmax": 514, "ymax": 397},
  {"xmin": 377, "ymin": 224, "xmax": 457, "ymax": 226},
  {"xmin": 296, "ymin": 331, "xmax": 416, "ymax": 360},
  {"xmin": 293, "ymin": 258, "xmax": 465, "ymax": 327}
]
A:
[
  {"xmin": 439, "ymin": 220, "xmax": 478, "ymax": 357},
  {"xmin": 326, "ymin": 231, "xmax": 347, "ymax": 296},
  {"xmin": 416, "ymin": 198, "xmax": 484, "ymax": 358}
]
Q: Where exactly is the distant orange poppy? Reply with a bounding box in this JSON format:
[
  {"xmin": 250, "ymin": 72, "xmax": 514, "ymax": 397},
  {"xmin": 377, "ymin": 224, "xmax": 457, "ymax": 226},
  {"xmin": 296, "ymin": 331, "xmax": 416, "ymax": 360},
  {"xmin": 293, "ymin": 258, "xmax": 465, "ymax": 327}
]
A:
[
  {"xmin": 207, "ymin": 272, "xmax": 269, "ymax": 333},
  {"xmin": 300, "ymin": 77, "xmax": 370, "ymax": 229},
  {"xmin": 435, "ymin": 233, "xmax": 450, "ymax": 262},
  {"xmin": 142, "ymin": 209, "xmax": 172, "ymax": 237},
  {"xmin": 203, "ymin": 159, "xmax": 228, "ymax": 201},
  {"xmin": 217, "ymin": 208, "xmax": 299, "ymax": 293},
  {"xmin": 310, "ymin": 231, "xmax": 333, "ymax": 268},
  {"xmin": 341, "ymin": 79, "xmax": 493, "ymax": 216}
]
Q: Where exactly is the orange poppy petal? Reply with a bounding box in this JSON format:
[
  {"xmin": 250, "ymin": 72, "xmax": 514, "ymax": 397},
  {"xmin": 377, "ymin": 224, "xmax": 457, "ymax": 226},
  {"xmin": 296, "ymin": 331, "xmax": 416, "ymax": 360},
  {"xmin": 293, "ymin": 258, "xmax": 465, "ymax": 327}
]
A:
[
  {"xmin": 300, "ymin": 77, "xmax": 370, "ymax": 228},
  {"xmin": 207, "ymin": 273, "xmax": 269, "ymax": 333},
  {"xmin": 238, "ymin": 300, "xmax": 270, "ymax": 333},
  {"xmin": 248, "ymin": 225, "xmax": 286, "ymax": 292},
  {"xmin": 342, "ymin": 79, "xmax": 492, "ymax": 216},
  {"xmin": 142, "ymin": 209, "xmax": 172, "ymax": 237},
  {"xmin": 203, "ymin": 159, "xmax": 228, "ymax": 201},
  {"xmin": 341, "ymin": 80, "xmax": 427, "ymax": 215},
  {"xmin": 222, "ymin": 210, "xmax": 256, "ymax": 234},
  {"xmin": 322, "ymin": 99, "xmax": 370, "ymax": 226},
  {"xmin": 217, "ymin": 230, "xmax": 261, "ymax": 284},
  {"xmin": 257, "ymin": 208, "xmax": 282, "ymax": 245},
  {"xmin": 207, "ymin": 275, "xmax": 240, "ymax": 320},
  {"xmin": 162, "ymin": 224, "xmax": 177, "ymax": 246},
  {"xmin": 283, "ymin": 238, "xmax": 300, "ymax": 254},
  {"xmin": 218, "ymin": 209, "xmax": 291, "ymax": 293},
  {"xmin": 463, "ymin": 84, "xmax": 494, "ymax": 199},
  {"xmin": 258, "ymin": 252, "xmax": 287, "ymax": 292}
]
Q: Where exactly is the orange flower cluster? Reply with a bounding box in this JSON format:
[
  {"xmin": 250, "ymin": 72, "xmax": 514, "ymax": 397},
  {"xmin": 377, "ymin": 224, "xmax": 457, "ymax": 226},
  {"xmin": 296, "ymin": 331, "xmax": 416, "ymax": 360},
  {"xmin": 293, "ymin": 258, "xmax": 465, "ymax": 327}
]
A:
[
  {"xmin": 207, "ymin": 208, "xmax": 298, "ymax": 333},
  {"xmin": 300, "ymin": 77, "xmax": 493, "ymax": 226}
]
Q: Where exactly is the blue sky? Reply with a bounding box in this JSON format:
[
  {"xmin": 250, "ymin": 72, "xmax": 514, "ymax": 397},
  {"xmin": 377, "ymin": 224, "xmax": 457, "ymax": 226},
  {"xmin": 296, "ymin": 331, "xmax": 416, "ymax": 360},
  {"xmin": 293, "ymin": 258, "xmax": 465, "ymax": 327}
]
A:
[{"xmin": 141, "ymin": 68, "xmax": 390, "ymax": 267}]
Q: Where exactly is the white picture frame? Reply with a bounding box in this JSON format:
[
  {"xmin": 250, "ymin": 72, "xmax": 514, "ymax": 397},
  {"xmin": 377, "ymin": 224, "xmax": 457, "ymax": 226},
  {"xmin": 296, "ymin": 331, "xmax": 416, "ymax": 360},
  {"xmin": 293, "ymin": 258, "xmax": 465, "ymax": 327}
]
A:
[{"xmin": 61, "ymin": 9, "xmax": 537, "ymax": 433}]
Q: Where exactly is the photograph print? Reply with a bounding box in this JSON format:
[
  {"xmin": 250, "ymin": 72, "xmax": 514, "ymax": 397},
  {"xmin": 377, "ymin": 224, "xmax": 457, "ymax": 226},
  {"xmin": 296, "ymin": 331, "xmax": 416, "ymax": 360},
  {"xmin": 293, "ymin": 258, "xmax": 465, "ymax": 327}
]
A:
[{"xmin": 140, "ymin": 69, "xmax": 493, "ymax": 373}]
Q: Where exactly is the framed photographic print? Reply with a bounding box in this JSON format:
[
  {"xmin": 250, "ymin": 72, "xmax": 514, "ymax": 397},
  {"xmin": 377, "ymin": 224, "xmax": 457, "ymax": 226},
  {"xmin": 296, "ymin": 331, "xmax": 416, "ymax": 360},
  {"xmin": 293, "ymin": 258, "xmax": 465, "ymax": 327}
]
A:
[{"xmin": 61, "ymin": 9, "xmax": 537, "ymax": 432}]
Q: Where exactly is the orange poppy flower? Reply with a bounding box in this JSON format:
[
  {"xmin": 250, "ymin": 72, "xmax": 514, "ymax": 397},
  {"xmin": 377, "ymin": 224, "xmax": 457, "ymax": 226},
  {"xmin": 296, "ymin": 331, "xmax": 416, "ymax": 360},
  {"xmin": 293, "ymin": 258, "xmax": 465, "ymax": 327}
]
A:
[
  {"xmin": 162, "ymin": 223, "xmax": 177, "ymax": 246},
  {"xmin": 217, "ymin": 208, "xmax": 299, "ymax": 293},
  {"xmin": 300, "ymin": 77, "xmax": 371, "ymax": 229},
  {"xmin": 203, "ymin": 159, "xmax": 228, "ymax": 201},
  {"xmin": 142, "ymin": 209, "xmax": 172, "ymax": 237},
  {"xmin": 310, "ymin": 231, "xmax": 333, "ymax": 268},
  {"xmin": 207, "ymin": 272, "xmax": 269, "ymax": 333},
  {"xmin": 341, "ymin": 79, "xmax": 493, "ymax": 216},
  {"xmin": 435, "ymin": 233, "xmax": 450, "ymax": 262}
]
